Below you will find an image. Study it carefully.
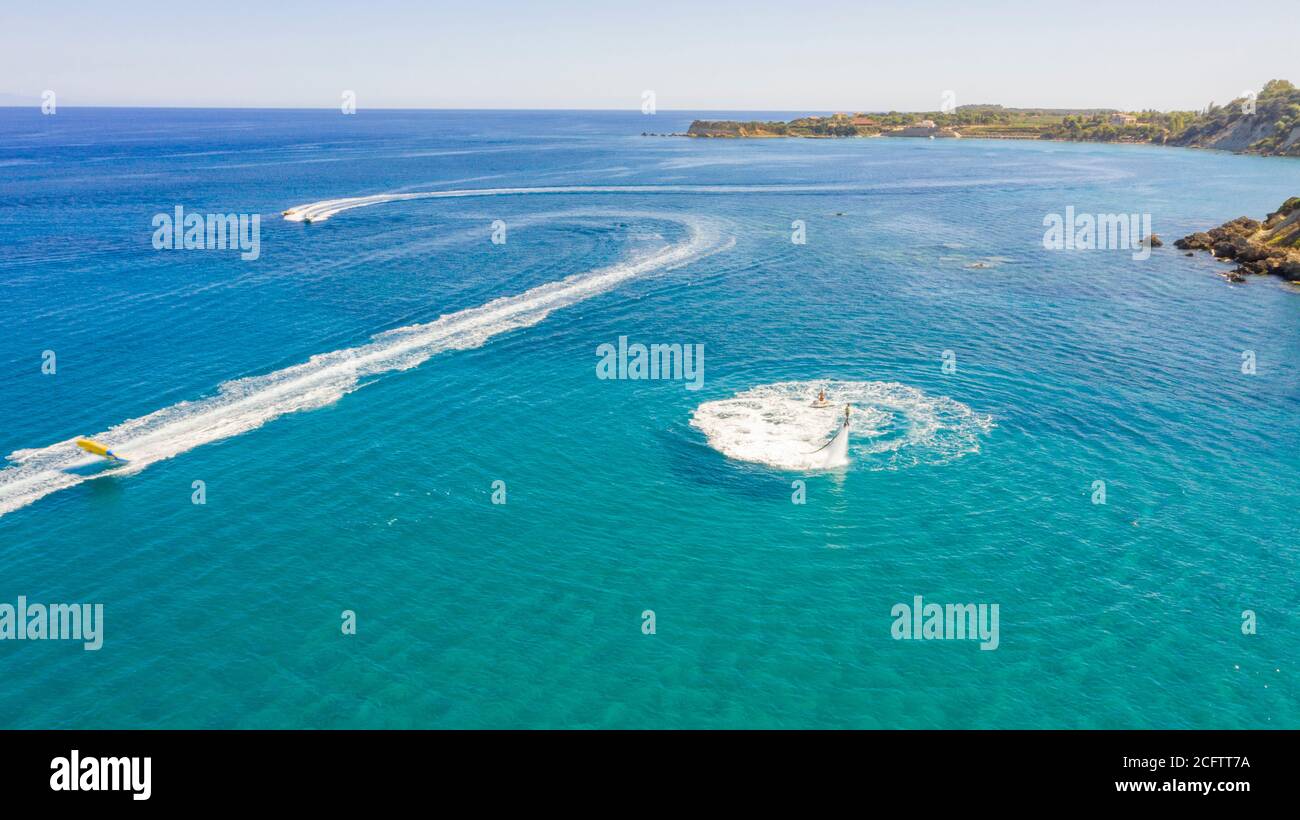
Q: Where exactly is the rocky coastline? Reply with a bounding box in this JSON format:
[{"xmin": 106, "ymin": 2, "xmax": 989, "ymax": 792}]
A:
[{"xmin": 1175, "ymin": 198, "xmax": 1300, "ymax": 284}]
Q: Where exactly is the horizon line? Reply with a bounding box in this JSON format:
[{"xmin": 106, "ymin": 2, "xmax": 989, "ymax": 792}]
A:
[{"xmin": 0, "ymin": 103, "xmax": 1162, "ymax": 114}]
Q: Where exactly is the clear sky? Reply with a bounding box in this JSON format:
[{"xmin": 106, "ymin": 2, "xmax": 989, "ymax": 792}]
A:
[{"xmin": 3, "ymin": 0, "xmax": 1296, "ymax": 111}]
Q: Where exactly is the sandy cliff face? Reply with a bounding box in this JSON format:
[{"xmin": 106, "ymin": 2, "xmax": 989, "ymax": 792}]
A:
[
  {"xmin": 1186, "ymin": 117, "xmax": 1278, "ymax": 151},
  {"xmin": 1282, "ymin": 125, "xmax": 1300, "ymax": 152},
  {"xmin": 1168, "ymin": 83, "xmax": 1300, "ymax": 156}
]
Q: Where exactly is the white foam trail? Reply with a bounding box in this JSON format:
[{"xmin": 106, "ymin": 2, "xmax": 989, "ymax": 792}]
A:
[
  {"xmin": 690, "ymin": 381, "xmax": 993, "ymax": 472},
  {"xmin": 280, "ymin": 185, "xmax": 858, "ymax": 223},
  {"xmin": 280, "ymin": 174, "xmax": 1109, "ymax": 224},
  {"xmin": 0, "ymin": 209, "xmax": 728, "ymax": 518}
]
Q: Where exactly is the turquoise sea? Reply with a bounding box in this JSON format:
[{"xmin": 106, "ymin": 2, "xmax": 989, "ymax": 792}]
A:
[{"xmin": 1, "ymin": 108, "xmax": 1297, "ymax": 728}]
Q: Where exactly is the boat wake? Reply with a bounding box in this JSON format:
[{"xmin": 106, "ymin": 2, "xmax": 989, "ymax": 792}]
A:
[
  {"xmin": 0, "ymin": 200, "xmax": 730, "ymax": 518},
  {"xmin": 690, "ymin": 381, "xmax": 993, "ymax": 472},
  {"xmin": 280, "ymin": 184, "xmax": 857, "ymax": 223},
  {"xmin": 280, "ymin": 175, "xmax": 1118, "ymax": 224}
]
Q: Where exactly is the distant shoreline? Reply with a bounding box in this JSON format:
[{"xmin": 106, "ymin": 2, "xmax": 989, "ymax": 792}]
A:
[
  {"xmin": 675, "ymin": 127, "xmax": 1299, "ymax": 159},
  {"xmin": 676, "ymin": 83, "xmax": 1300, "ymax": 158},
  {"xmin": 642, "ymin": 129, "xmax": 1286, "ymax": 157}
]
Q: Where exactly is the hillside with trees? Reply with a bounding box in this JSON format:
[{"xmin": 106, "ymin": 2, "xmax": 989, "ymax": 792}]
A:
[
  {"xmin": 684, "ymin": 80, "xmax": 1300, "ymax": 157},
  {"xmin": 1168, "ymin": 80, "xmax": 1300, "ymax": 156}
]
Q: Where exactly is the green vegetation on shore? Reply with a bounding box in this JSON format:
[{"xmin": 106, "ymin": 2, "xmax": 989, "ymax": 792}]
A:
[{"xmin": 685, "ymin": 80, "xmax": 1300, "ymax": 157}]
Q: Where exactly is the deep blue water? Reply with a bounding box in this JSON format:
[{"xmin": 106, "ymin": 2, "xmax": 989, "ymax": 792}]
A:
[{"xmin": 1, "ymin": 108, "xmax": 1297, "ymax": 728}]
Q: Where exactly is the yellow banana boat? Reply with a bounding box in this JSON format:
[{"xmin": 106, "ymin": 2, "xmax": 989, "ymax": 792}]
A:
[{"xmin": 75, "ymin": 438, "xmax": 128, "ymax": 463}]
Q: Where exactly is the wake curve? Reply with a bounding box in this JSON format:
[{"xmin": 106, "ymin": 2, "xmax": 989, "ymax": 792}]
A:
[
  {"xmin": 281, "ymin": 185, "xmax": 855, "ymax": 223},
  {"xmin": 0, "ymin": 199, "xmax": 729, "ymax": 518},
  {"xmin": 281, "ymin": 172, "xmax": 1129, "ymax": 224}
]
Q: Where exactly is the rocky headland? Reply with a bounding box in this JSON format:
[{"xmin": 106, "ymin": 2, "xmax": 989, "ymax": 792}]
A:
[{"xmin": 1175, "ymin": 198, "xmax": 1300, "ymax": 283}]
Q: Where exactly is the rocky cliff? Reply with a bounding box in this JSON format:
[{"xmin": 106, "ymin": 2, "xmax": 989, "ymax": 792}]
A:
[
  {"xmin": 1168, "ymin": 80, "xmax": 1300, "ymax": 157},
  {"xmin": 1175, "ymin": 197, "xmax": 1300, "ymax": 282}
]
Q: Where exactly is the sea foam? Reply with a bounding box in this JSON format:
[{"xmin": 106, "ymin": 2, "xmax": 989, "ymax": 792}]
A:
[{"xmin": 690, "ymin": 381, "xmax": 993, "ymax": 472}]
